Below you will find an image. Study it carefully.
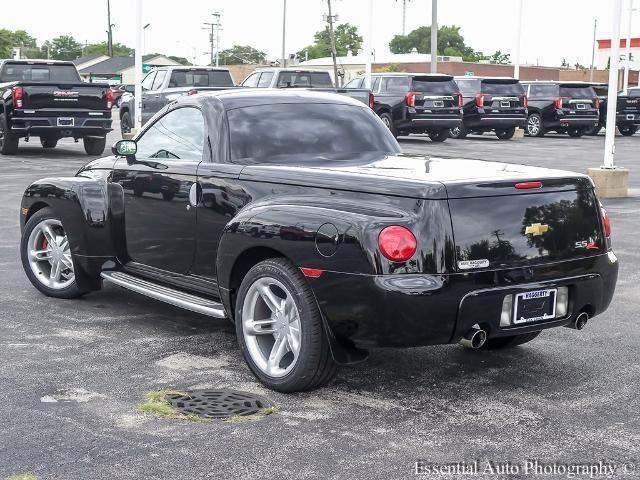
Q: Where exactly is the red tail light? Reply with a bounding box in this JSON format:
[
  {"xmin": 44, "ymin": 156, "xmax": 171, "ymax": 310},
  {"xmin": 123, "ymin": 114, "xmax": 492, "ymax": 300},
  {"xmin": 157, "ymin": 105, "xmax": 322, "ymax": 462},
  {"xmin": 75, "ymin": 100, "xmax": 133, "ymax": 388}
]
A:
[
  {"xmin": 188, "ymin": 89, "xmax": 198, "ymax": 96},
  {"xmin": 369, "ymin": 92, "xmax": 375, "ymax": 110},
  {"xmin": 12, "ymin": 86, "xmax": 23, "ymax": 108},
  {"xmin": 522, "ymin": 95, "xmax": 528, "ymax": 108},
  {"xmin": 106, "ymin": 88, "xmax": 113, "ymax": 109},
  {"xmin": 515, "ymin": 181, "xmax": 543, "ymax": 189},
  {"xmin": 600, "ymin": 204, "xmax": 611, "ymax": 237},
  {"xmin": 457, "ymin": 94, "xmax": 464, "ymax": 108},
  {"xmin": 475, "ymin": 93, "xmax": 487, "ymax": 108},
  {"xmin": 554, "ymin": 96, "xmax": 568, "ymax": 109},
  {"xmin": 378, "ymin": 226, "xmax": 417, "ymax": 262},
  {"xmin": 594, "ymin": 97, "xmax": 600, "ymax": 110},
  {"xmin": 405, "ymin": 91, "xmax": 416, "ymax": 107}
]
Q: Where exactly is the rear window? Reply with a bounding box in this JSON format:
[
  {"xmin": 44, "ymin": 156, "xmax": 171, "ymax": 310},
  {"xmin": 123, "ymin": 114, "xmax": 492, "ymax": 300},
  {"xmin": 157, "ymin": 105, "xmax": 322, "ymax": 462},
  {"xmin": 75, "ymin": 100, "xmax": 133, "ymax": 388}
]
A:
[
  {"xmin": 380, "ymin": 76, "xmax": 410, "ymax": 93},
  {"xmin": 482, "ymin": 81, "xmax": 525, "ymax": 95},
  {"xmin": 628, "ymin": 88, "xmax": 640, "ymax": 97},
  {"xmin": 276, "ymin": 71, "xmax": 334, "ymax": 88},
  {"xmin": 227, "ymin": 103, "xmax": 400, "ymax": 163},
  {"xmin": 456, "ymin": 79, "xmax": 480, "ymax": 94},
  {"xmin": 0, "ymin": 63, "xmax": 80, "ymax": 82},
  {"xmin": 169, "ymin": 70, "xmax": 234, "ymax": 87},
  {"xmin": 559, "ymin": 86, "xmax": 596, "ymax": 98},
  {"xmin": 528, "ymin": 84, "xmax": 557, "ymax": 98},
  {"xmin": 412, "ymin": 77, "xmax": 458, "ymax": 94}
]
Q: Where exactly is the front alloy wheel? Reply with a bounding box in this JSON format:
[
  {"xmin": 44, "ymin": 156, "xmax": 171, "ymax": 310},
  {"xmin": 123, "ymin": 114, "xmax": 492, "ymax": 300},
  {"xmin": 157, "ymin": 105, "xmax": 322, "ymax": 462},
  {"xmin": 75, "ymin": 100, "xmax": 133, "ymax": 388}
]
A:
[
  {"xmin": 236, "ymin": 258, "xmax": 337, "ymax": 392},
  {"xmin": 21, "ymin": 207, "xmax": 85, "ymax": 298}
]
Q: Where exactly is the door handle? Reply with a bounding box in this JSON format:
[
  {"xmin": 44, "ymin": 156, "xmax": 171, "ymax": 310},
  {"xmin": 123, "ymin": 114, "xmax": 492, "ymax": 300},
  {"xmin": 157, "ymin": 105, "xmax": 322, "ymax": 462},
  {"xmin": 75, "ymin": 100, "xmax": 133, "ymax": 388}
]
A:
[
  {"xmin": 154, "ymin": 95, "xmax": 160, "ymax": 98},
  {"xmin": 188, "ymin": 183, "xmax": 201, "ymax": 208}
]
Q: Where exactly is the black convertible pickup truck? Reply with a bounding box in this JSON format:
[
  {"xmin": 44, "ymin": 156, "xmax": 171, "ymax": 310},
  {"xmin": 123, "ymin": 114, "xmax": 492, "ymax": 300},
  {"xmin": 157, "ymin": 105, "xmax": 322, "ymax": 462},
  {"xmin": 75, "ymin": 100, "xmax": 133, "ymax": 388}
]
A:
[
  {"xmin": 0, "ymin": 59, "xmax": 112, "ymax": 155},
  {"xmin": 19, "ymin": 90, "xmax": 618, "ymax": 392}
]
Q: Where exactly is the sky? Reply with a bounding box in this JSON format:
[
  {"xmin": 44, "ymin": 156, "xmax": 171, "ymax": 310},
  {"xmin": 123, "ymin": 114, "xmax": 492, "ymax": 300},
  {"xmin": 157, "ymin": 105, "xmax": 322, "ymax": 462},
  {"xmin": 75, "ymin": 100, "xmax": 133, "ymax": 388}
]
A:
[{"xmin": 2, "ymin": 0, "xmax": 635, "ymax": 67}]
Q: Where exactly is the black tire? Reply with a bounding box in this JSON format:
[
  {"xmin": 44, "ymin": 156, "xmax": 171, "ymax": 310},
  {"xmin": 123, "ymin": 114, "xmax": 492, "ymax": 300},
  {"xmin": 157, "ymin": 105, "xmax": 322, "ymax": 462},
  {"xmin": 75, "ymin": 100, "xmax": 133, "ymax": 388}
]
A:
[
  {"xmin": 161, "ymin": 191, "xmax": 175, "ymax": 201},
  {"xmin": 20, "ymin": 207, "xmax": 86, "ymax": 299},
  {"xmin": 526, "ymin": 113, "xmax": 545, "ymax": 137},
  {"xmin": 378, "ymin": 112, "xmax": 397, "ymax": 138},
  {"xmin": 83, "ymin": 137, "xmax": 106, "ymax": 156},
  {"xmin": 235, "ymin": 258, "xmax": 337, "ymax": 392},
  {"xmin": 481, "ymin": 331, "xmax": 541, "ymax": 350},
  {"xmin": 585, "ymin": 123, "xmax": 603, "ymax": 136},
  {"xmin": 495, "ymin": 127, "xmax": 516, "ymax": 140},
  {"xmin": 115, "ymin": 96, "xmax": 122, "ymax": 108},
  {"xmin": 0, "ymin": 114, "xmax": 19, "ymax": 155},
  {"xmin": 40, "ymin": 136, "xmax": 58, "ymax": 149},
  {"xmin": 120, "ymin": 110, "xmax": 132, "ymax": 136},
  {"xmin": 567, "ymin": 127, "xmax": 586, "ymax": 138},
  {"xmin": 428, "ymin": 129, "xmax": 449, "ymax": 142},
  {"xmin": 449, "ymin": 124, "xmax": 468, "ymax": 139},
  {"xmin": 619, "ymin": 124, "xmax": 638, "ymax": 136}
]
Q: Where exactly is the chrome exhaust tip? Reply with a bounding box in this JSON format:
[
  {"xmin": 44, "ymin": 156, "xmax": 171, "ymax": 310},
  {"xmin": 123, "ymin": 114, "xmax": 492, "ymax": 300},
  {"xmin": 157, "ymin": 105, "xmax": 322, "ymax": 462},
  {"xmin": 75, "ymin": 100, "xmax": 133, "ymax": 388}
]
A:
[
  {"xmin": 565, "ymin": 312, "xmax": 589, "ymax": 330},
  {"xmin": 459, "ymin": 327, "xmax": 487, "ymax": 349}
]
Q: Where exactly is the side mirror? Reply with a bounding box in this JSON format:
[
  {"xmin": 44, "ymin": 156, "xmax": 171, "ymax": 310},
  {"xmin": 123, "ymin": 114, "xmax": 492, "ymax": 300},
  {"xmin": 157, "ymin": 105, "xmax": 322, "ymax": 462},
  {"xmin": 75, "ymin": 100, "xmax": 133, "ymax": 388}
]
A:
[{"xmin": 112, "ymin": 139, "xmax": 137, "ymax": 161}]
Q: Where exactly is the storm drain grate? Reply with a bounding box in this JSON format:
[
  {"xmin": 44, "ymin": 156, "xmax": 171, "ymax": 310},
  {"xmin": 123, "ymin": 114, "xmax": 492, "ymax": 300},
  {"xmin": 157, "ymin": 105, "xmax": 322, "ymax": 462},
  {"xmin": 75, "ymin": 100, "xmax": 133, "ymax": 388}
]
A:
[{"xmin": 166, "ymin": 390, "xmax": 274, "ymax": 419}]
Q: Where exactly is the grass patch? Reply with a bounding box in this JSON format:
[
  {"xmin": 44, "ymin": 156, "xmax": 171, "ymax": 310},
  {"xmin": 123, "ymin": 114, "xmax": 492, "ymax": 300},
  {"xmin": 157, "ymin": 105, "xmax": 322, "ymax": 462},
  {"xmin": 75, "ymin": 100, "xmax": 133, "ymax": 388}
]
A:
[
  {"xmin": 137, "ymin": 389, "xmax": 206, "ymax": 422},
  {"xmin": 7, "ymin": 475, "xmax": 38, "ymax": 480},
  {"xmin": 223, "ymin": 406, "xmax": 277, "ymax": 424}
]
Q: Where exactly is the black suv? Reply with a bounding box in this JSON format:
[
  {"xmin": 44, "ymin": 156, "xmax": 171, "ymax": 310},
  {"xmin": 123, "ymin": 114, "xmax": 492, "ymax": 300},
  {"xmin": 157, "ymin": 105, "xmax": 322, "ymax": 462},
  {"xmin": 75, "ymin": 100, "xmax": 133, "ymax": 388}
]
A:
[
  {"xmin": 522, "ymin": 81, "xmax": 599, "ymax": 137},
  {"xmin": 345, "ymin": 73, "xmax": 462, "ymax": 142},
  {"xmin": 450, "ymin": 76, "xmax": 527, "ymax": 140},
  {"xmin": 586, "ymin": 83, "xmax": 640, "ymax": 136}
]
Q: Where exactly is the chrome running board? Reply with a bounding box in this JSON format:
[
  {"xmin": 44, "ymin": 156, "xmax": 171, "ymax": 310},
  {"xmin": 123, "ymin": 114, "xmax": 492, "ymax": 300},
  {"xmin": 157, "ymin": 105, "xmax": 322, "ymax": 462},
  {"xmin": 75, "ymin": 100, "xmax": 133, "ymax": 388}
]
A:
[{"xmin": 101, "ymin": 271, "xmax": 226, "ymax": 318}]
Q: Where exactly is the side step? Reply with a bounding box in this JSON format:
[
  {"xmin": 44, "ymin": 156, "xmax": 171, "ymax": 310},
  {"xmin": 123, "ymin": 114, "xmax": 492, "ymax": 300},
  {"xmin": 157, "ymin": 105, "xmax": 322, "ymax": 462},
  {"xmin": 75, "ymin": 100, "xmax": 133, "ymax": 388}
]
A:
[{"xmin": 100, "ymin": 271, "xmax": 226, "ymax": 318}]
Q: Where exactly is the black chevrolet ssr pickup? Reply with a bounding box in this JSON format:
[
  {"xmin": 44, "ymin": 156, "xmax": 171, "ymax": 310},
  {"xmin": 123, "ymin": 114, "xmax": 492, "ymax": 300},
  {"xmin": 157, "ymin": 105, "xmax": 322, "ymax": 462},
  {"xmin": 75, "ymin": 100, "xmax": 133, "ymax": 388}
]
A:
[
  {"xmin": 0, "ymin": 59, "xmax": 112, "ymax": 155},
  {"xmin": 19, "ymin": 90, "xmax": 618, "ymax": 392}
]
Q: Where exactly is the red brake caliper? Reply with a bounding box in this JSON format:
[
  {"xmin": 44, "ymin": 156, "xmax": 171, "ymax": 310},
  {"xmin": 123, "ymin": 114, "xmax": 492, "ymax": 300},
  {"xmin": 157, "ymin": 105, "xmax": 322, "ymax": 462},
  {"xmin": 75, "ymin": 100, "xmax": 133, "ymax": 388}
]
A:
[{"xmin": 42, "ymin": 236, "xmax": 48, "ymax": 250}]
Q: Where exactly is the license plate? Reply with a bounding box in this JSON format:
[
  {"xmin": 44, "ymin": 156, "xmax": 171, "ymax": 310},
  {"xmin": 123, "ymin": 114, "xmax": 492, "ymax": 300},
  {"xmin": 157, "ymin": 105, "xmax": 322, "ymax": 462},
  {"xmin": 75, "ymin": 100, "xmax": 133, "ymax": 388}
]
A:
[
  {"xmin": 576, "ymin": 103, "xmax": 586, "ymax": 110},
  {"xmin": 513, "ymin": 289, "xmax": 557, "ymax": 324},
  {"xmin": 627, "ymin": 114, "xmax": 635, "ymax": 120},
  {"xmin": 57, "ymin": 117, "xmax": 75, "ymax": 127},
  {"xmin": 433, "ymin": 100, "xmax": 444, "ymax": 108},
  {"xmin": 500, "ymin": 101, "xmax": 510, "ymax": 108}
]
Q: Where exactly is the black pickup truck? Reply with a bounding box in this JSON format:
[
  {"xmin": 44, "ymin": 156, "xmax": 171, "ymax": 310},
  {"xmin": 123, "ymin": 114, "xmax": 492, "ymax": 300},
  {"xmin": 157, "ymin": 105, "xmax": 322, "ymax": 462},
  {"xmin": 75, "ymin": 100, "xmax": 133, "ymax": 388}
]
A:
[
  {"xmin": 450, "ymin": 76, "xmax": 527, "ymax": 140},
  {"xmin": 344, "ymin": 72, "xmax": 463, "ymax": 142},
  {"xmin": 522, "ymin": 81, "xmax": 599, "ymax": 138},
  {"xmin": 0, "ymin": 59, "xmax": 112, "ymax": 155},
  {"xmin": 586, "ymin": 83, "xmax": 640, "ymax": 136},
  {"xmin": 19, "ymin": 90, "xmax": 618, "ymax": 392}
]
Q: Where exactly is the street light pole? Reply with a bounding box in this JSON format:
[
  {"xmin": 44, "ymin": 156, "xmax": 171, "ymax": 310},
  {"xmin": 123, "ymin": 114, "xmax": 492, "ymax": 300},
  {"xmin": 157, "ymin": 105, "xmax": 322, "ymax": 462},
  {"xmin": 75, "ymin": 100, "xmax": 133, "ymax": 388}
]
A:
[
  {"xmin": 143, "ymin": 23, "xmax": 150, "ymax": 56},
  {"xmin": 281, "ymin": 0, "xmax": 287, "ymax": 67},
  {"xmin": 604, "ymin": 0, "xmax": 624, "ymax": 169},
  {"xmin": 326, "ymin": 0, "xmax": 340, "ymax": 86},
  {"xmin": 590, "ymin": 18, "xmax": 597, "ymax": 82},
  {"xmin": 364, "ymin": 0, "xmax": 374, "ymax": 89},
  {"xmin": 623, "ymin": 0, "xmax": 634, "ymax": 94},
  {"xmin": 430, "ymin": 0, "xmax": 437, "ymax": 73},
  {"xmin": 134, "ymin": 0, "xmax": 143, "ymax": 130},
  {"xmin": 513, "ymin": 0, "xmax": 523, "ymax": 79},
  {"xmin": 107, "ymin": 0, "xmax": 113, "ymax": 57}
]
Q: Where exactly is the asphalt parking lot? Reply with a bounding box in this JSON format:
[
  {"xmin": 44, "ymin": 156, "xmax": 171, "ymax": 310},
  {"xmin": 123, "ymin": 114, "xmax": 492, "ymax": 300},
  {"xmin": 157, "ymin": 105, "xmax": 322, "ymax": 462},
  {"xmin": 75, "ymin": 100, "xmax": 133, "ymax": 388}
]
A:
[{"xmin": 1, "ymin": 117, "xmax": 639, "ymax": 480}]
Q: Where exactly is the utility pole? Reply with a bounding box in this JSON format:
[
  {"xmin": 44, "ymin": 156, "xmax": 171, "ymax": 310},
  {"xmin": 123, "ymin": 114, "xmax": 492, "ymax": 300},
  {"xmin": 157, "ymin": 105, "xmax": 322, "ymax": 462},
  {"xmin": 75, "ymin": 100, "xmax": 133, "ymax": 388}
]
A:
[
  {"xmin": 623, "ymin": 0, "xmax": 634, "ymax": 93},
  {"xmin": 590, "ymin": 18, "xmax": 597, "ymax": 82},
  {"xmin": 203, "ymin": 13, "xmax": 221, "ymax": 66},
  {"xmin": 604, "ymin": 0, "xmax": 624, "ymax": 169},
  {"xmin": 364, "ymin": 0, "xmax": 374, "ymax": 89},
  {"xmin": 513, "ymin": 0, "xmax": 523, "ymax": 79},
  {"xmin": 134, "ymin": 0, "xmax": 142, "ymax": 130},
  {"xmin": 281, "ymin": 0, "xmax": 287, "ymax": 67},
  {"xmin": 325, "ymin": 0, "xmax": 340, "ymax": 86},
  {"xmin": 395, "ymin": 0, "xmax": 412, "ymax": 35},
  {"xmin": 107, "ymin": 0, "xmax": 113, "ymax": 57},
  {"xmin": 431, "ymin": 0, "xmax": 438, "ymax": 73}
]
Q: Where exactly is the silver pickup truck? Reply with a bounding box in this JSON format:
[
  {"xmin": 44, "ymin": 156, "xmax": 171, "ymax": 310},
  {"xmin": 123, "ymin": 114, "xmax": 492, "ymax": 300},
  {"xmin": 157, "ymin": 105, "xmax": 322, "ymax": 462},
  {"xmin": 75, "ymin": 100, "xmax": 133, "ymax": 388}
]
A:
[
  {"xmin": 119, "ymin": 66, "xmax": 236, "ymax": 134},
  {"xmin": 240, "ymin": 67, "xmax": 372, "ymax": 108}
]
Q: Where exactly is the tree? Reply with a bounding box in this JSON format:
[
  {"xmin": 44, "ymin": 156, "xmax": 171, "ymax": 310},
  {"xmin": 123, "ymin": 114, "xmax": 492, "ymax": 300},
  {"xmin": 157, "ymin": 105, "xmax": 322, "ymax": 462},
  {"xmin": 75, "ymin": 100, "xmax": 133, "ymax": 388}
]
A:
[
  {"xmin": 488, "ymin": 50, "xmax": 510, "ymax": 65},
  {"xmin": 168, "ymin": 55, "xmax": 192, "ymax": 66},
  {"xmin": 49, "ymin": 35, "xmax": 82, "ymax": 60},
  {"xmin": 0, "ymin": 29, "xmax": 40, "ymax": 58},
  {"xmin": 0, "ymin": 29, "xmax": 14, "ymax": 58},
  {"xmin": 389, "ymin": 25, "xmax": 487, "ymax": 62},
  {"xmin": 297, "ymin": 23, "xmax": 363, "ymax": 60},
  {"xmin": 217, "ymin": 45, "xmax": 266, "ymax": 65},
  {"xmin": 83, "ymin": 42, "xmax": 133, "ymax": 57}
]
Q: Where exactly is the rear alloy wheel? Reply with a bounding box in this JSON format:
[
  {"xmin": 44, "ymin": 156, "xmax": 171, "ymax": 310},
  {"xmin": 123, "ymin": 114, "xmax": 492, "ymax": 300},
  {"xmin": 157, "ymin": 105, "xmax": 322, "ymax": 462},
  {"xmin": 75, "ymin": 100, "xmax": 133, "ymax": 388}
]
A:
[
  {"xmin": 495, "ymin": 127, "xmax": 516, "ymax": 140},
  {"xmin": 236, "ymin": 258, "xmax": 337, "ymax": 392},
  {"xmin": 378, "ymin": 112, "xmax": 398, "ymax": 138},
  {"xmin": 481, "ymin": 331, "xmax": 541, "ymax": 350},
  {"xmin": 619, "ymin": 125, "xmax": 638, "ymax": 136},
  {"xmin": 567, "ymin": 127, "xmax": 586, "ymax": 138},
  {"xmin": 428, "ymin": 129, "xmax": 449, "ymax": 142},
  {"xmin": 20, "ymin": 207, "xmax": 85, "ymax": 299},
  {"xmin": 526, "ymin": 113, "xmax": 545, "ymax": 137},
  {"xmin": 0, "ymin": 114, "xmax": 19, "ymax": 155},
  {"xmin": 83, "ymin": 137, "xmax": 106, "ymax": 156},
  {"xmin": 40, "ymin": 136, "xmax": 58, "ymax": 149},
  {"xmin": 449, "ymin": 124, "xmax": 468, "ymax": 139}
]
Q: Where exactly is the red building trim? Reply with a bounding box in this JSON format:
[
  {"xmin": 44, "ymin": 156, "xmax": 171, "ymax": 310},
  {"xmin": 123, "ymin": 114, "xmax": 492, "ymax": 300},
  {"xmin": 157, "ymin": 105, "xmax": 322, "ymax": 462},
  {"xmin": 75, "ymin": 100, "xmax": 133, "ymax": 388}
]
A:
[{"xmin": 598, "ymin": 38, "xmax": 640, "ymax": 49}]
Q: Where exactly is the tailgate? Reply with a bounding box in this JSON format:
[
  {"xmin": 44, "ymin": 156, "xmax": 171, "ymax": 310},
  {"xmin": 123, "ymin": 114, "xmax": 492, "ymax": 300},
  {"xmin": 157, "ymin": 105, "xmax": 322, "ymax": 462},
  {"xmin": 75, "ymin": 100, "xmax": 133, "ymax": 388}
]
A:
[
  {"xmin": 449, "ymin": 188, "xmax": 604, "ymax": 271},
  {"xmin": 618, "ymin": 96, "xmax": 640, "ymax": 113},
  {"xmin": 21, "ymin": 83, "xmax": 109, "ymax": 110}
]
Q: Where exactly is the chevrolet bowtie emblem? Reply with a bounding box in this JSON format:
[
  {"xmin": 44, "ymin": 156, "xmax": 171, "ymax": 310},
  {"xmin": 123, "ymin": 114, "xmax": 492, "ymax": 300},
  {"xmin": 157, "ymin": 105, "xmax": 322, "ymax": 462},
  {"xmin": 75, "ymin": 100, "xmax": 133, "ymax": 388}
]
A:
[{"xmin": 525, "ymin": 223, "xmax": 549, "ymax": 236}]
